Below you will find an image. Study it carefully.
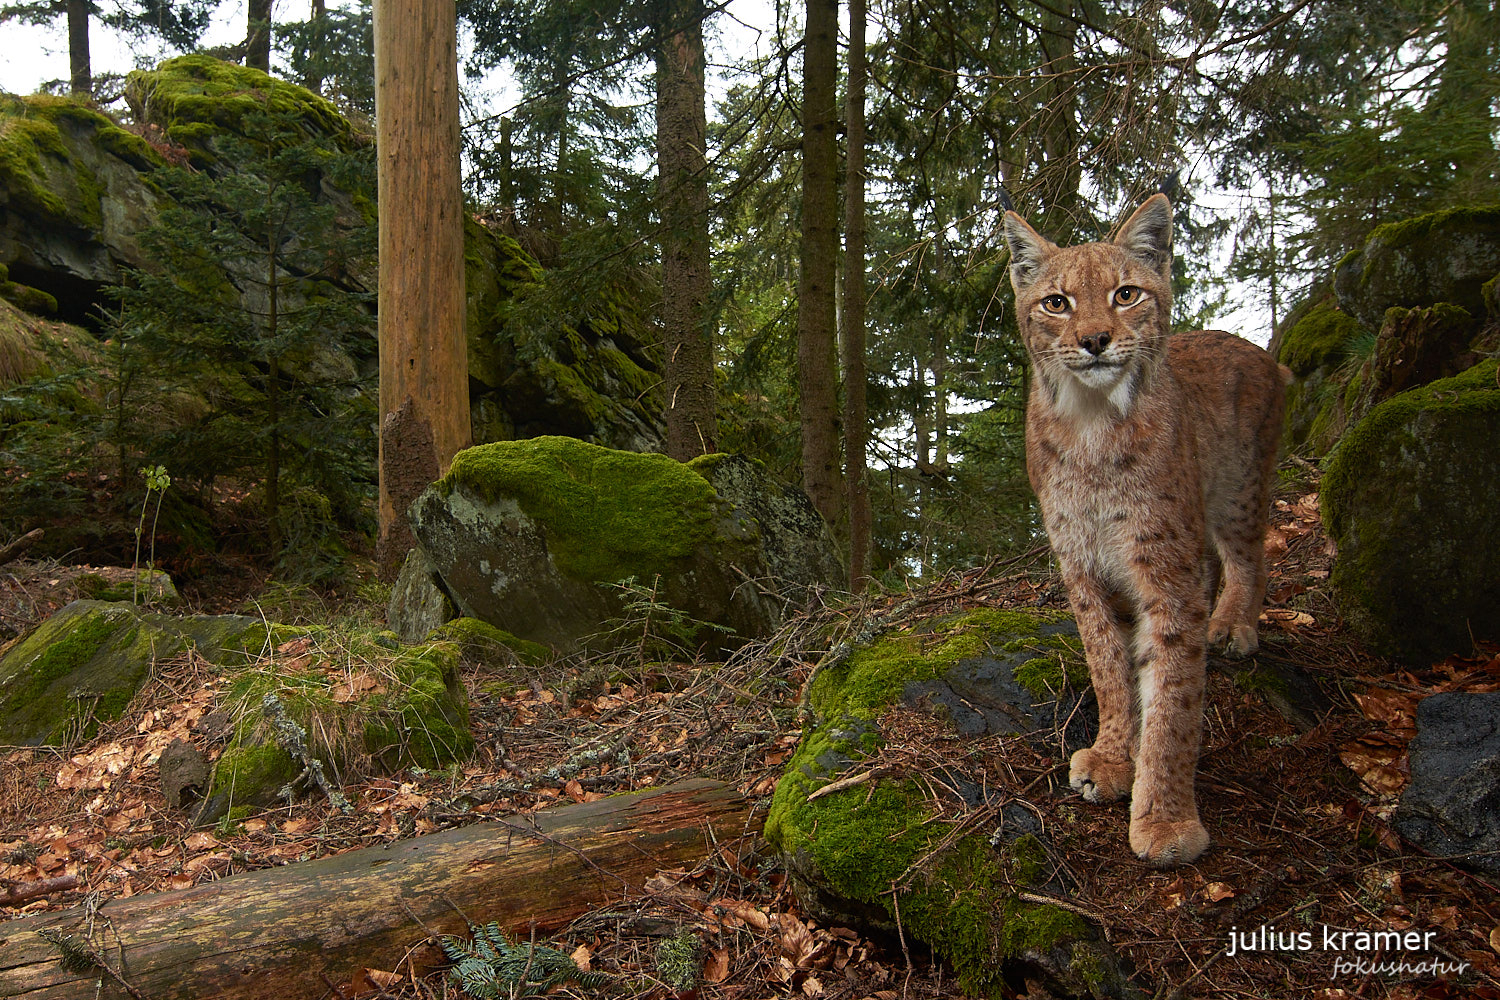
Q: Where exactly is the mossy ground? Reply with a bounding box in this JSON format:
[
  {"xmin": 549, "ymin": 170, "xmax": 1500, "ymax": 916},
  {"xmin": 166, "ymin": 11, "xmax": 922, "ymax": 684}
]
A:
[
  {"xmin": 210, "ymin": 628, "xmax": 475, "ymax": 806},
  {"xmin": 0, "ymin": 601, "xmax": 271, "ymax": 745},
  {"xmin": 427, "ymin": 617, "xmax": 549, "ymax": 668},
  {"xmin": 440, "ymin": 436, "xmax": 719, "ymax": 584},
  {"xmin": 766, "ymin": 608, "xmax": 1098, "ymax": 997}
]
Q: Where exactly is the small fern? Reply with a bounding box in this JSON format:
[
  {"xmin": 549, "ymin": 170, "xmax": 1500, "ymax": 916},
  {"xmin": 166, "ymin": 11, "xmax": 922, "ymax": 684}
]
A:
[{"xmin": 441, "ymin": 921, "xmax": 611, "ymax": 998}]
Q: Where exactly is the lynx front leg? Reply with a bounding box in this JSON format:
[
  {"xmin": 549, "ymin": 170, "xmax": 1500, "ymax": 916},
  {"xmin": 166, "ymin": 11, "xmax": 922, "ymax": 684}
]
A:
[
  {"xmin": 1063, "ymin": 569, "xmax": 1136, "ymax": 803},
  {"xmin": 1130, "ymin": 591, "xmax": 1210, "ymax": 866}
]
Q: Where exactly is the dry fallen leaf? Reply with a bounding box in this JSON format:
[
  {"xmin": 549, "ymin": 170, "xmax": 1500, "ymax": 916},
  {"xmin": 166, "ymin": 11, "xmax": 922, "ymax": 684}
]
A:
[
  {"xmin": 1204, "ymin": 881, "xmax": 1235, "ymax": 902},
  {"xmin": 564, "ymin": 779, "xmax": 586, "ymax": 803},
  {"xmin": 183, "ymin": 832, "xmax": 219, "ymax": 851},
  {"xmin": 1489, "ymin": 925, "xmax": 1500, "ymax": 955},
  {"xmin": 703, "ymin": 946, "xmax": 730, "ymax": 984},
  {"xmin": 570, "ymin": 943, "xmax": 592, "ymax": 972}
]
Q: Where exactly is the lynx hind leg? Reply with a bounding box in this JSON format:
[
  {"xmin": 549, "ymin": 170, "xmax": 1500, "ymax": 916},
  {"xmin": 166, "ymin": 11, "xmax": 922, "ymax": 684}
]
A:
[{"xmin": 1207, "ymin": 505, "xmax": 1271, "ymax": 658}]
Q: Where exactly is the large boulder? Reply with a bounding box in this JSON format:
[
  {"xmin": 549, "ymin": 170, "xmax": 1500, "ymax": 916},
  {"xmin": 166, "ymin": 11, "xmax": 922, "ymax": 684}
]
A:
[
  {"xmin": 1321, "ymin": 360, "xmax": 1500, "ymax": 664},
  {"xmin": 0, "ymin": 599, "xmax": 274, "ymax": 745},
  {"xmin": 1333, "ymin": 205, "xmax": 1500, "ymax": 331},
  {"xmin": 766, "ymin": 608, "xmax": 1135, "ymax": 999},
  {"xmin": 1394, "ymin": 692, "xmax": 1500, "ymax": 875},
  {"xmin": 388, "ymin": 438, "xmax": 842, "ymax": 650}
]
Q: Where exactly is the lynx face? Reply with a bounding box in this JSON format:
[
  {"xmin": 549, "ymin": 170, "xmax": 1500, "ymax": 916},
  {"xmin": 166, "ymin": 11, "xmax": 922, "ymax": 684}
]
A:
[{"xmin": 1005, "ymin": 197, "xmax": 1174, "ymax": 420}]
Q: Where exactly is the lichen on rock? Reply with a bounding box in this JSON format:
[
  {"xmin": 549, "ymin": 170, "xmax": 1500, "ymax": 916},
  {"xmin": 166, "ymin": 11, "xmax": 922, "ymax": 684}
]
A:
[{"xmin": 1322, "ymin": 359, "xmax": 1500, "ymax": 664}]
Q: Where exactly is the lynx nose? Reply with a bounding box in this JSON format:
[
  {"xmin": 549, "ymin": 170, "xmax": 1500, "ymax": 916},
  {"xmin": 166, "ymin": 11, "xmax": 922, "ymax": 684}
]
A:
[{"xmin": 1080, "ymin": 332, "xmax": 1111, "ymax": 356}]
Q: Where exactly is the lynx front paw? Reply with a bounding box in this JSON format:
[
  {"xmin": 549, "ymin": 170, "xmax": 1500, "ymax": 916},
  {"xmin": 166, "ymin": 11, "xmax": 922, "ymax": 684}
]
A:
[
  {"xmin": 1129, "ymin": 816, "xmax": 1210, "ymax": 867},
  {"xmin": 1069, "ymin": 748, "xmax": 1134, "ymax": 803},
  {"xmin": 1208, "ymin": 619, "xmax": 1259, "ymax": 658}
]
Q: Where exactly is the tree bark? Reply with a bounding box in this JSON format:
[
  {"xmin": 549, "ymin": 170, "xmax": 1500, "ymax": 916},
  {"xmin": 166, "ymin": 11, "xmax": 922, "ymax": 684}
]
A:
[
  {"xmin": 797, "ymin": 0, "xmax": 841, "ymax": 524},
  {"xmin": 302, "ymin": 0, "xmax": 327, "ymax": 94},
  {"xmin": 246, "ymin": 0, "xmax": 273, "ymax": 72},
  {"xmin": 65, "ymin": 0, "xmax": 90, "ymax": 96},
  {"xmin": 374, "ymin": 0, "xmax": 470, "ymax": 580},
  {"xmin": 841, "ymin": 0, "xmax": 870, "ymax": 588},
  {"xmin": 658, "ymin": 0, "xmax": 716, "ymax": 460},
  {"xmin": 0, "ymin": 780, "xmax": 753, "ymax": 1000}
]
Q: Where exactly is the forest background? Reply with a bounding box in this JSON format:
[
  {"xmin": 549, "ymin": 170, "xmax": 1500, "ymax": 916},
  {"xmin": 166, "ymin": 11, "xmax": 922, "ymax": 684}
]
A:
[{"xmin": 1, "ymin": 0, "xmax": 1495, "ymax": 591}]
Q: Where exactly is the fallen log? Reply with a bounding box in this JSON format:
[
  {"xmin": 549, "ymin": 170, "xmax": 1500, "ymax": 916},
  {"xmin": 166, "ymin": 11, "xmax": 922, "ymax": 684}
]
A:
[{"xmin": 0, "ymin": 779, "xmax": 756, "ymax": 999}]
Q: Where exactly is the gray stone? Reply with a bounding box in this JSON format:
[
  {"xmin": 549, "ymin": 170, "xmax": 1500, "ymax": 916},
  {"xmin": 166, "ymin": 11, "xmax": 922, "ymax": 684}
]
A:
[
  {"xmin": 158, "ymin": 738, "xmax": 211, "ymax": 810},
  {"xmin": 1334, "ymin": 206, "xmax": 1500, "ymax": 332},
  {"xmin": 387, "ymin": 547, "xmax": 457, "ymax": 643},
  {"xmin": 1395, "ymin": 692, "xmax": 1500, "ymax": 874}
]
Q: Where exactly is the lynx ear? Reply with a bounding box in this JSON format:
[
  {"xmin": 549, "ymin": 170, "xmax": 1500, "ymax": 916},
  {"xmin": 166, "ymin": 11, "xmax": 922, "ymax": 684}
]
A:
[
  {"xmin": 1003, "ymin": 211, "xmax": 1056, "ymax": 292},
  {"xmin": 1114, "ymin": 193, "xmax": 1173, "ymax": 275}
]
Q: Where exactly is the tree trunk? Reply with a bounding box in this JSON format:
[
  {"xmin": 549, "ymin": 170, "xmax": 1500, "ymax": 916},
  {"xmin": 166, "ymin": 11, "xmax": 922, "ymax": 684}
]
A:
[
  {"xmin": 1037, "ymin": 0, "xmax": 1082, "ymax": 235},
  {"xmin": 797, "ymin": 0, "xmax": 841, "ymax": 524},
  {"xmin": 303, "ymin": 0, "xmax": 327, "ymax": 94},
  {"xmin": 65, "ymin": 0, "xmax": 90, "ymax": 96},
  {"xmin": 374, "ymin": 0, "xmax": 470, "ymax": 580},
  {"xmin": 658, "ymin": 0, "xmax": 716, "ymax": 460},
  {"xmin": 0, "ymin": 780, "xmax": 753, "ymax": 1000},
  {"xmin": 842, "ymin": 0, "xmax": 870, "ymax": 588},
  {"xmin": 246, "ymin": 0, "xmax": 273, "ymax": 72}
]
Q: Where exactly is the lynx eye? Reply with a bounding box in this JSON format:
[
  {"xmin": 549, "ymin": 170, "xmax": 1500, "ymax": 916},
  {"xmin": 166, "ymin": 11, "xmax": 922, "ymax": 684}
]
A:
[
  {"xmin": 1114, "ymin": 286, "xmax": 1142, "ymax": 306},
  {"xmin": 1041, "ymin": 294, "xmax": 1070, "ymax": 313}
]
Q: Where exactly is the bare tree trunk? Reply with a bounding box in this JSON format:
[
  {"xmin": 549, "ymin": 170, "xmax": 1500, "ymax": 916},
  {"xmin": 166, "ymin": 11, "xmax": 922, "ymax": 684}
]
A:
[
  {"xmin": 303, "ymin": 0, "xmax": 327, "ymax": 93},
  {"xmin": 1037, "ymin": 1, "xmax": 1082, "ymax": 234},
  {"xmin": 658, "ymin": 0, "xmax": 716, "ymax": 459},
  {"xmin": 797, "ymin": 0, "xmax": 841, "ymax": 524},
  {"xmin": 65, "ymin": 0, "xmax": 90, "ymax": 96},
  {"xmin": 246, "ymin": 0, "xmax": 273, "ymax": 72},
  {"xmin": 0, "ymin": 781, "xmax": 753, "ymax": 1000},
  {"xmin": 842, "ymin": 0, "xmax": 870, "ymax": 588},
  {"xmin": 374, "ymin": 0, "xmax": 470, "ymax": 580}
]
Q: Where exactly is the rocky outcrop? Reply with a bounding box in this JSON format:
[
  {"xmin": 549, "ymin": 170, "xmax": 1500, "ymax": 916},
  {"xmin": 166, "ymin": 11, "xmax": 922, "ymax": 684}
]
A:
[
  {"xmin": 388, "ymin": 438, "xmax": 842, "ymax": 652},
  {"xmin": 1333, "ymin": 206, "xmax": 1500, "ymax": 331},
  {"xmin": 1275, "ymin": 292, "xmax": 1370, "ymax": 456},
  {"xmin": 1395, "ymin": 692, "xmax": 1500, "ymax": 875},
  {"xmin": 0, "ymin": 92, "xmax": 165, "ymax": 322},
  {"xmin": 766, "ymin": 608, "xmax": 1136, "ymax": 999},
  {"xmin": 1, "ymin": 57, "xmax": 665, "ymax": 456},
  {"xmin": 1321, "ymin": 360, "xmax": 1500, "ymax": 664}
]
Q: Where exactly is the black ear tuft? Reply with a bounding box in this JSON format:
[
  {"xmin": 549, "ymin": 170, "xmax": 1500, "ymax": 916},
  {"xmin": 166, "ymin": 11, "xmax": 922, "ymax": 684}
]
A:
[
  {"xmin": 998, "ymin": 187, "xmax": 1016, "ymax": 213},
  {"xmin": 1155, "ymin": 170, "xmax": 1180, "ymax": 202},
  {"xmin": 1113, "ymin": 193, "xmax": 1173, "ymax": 274}
]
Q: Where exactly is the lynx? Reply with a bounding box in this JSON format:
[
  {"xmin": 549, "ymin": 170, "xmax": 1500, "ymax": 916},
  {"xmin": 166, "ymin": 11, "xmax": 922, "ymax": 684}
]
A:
[{"xmin": 1002, "ymin": 194, "xmax": 1286, "ymax": 866}]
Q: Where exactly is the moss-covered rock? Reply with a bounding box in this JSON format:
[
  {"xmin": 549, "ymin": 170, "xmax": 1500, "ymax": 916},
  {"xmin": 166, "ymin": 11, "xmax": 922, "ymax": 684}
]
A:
[
  {"xmin": 1333, "ymin": 205, "xmax": 1500, "ymax": 331},
  {"xmin": 0, "ymin": 600, "xmax": 272, "ymax": 745},
  {"xmin": 396, "ymin": 437, "xmax": 841, "ymax": 651},
  {"xmin": 1322, "ymin": 360, "xmax": 1500, "ymax": 664},
  {"xmin": 1342, "ymin": 303, "xmax": 1483, "ymax": 426},
  {"xmin": 426, "ymin": 617, "xmax": 549, "ymax": 668},
  {"xmin": 203, "ymin": 631, "xmax": 473, "ymax": 816},
  {"xmin": 0, "ymin": 92, "xmax": 165, "ymax": 321},
  {"xmin": 767, "ymin": 609, "xmax": 1135, "ymax": 998},
  {"xmin": 1275, "ymin": 293, "xmax": 1371, "ymax": 456}
]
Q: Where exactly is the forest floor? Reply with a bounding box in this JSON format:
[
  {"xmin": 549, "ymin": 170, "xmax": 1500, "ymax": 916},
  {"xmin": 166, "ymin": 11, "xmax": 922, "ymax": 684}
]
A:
[{"xmin": 3, "ymin": 471, "xmax": 1500, "ymax": 1000}]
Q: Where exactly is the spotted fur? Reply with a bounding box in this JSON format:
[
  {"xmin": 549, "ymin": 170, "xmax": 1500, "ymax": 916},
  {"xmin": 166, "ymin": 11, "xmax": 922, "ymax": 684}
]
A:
[{"xmin": 1002, "ymin": 194, "xmax": 1287, "ymax": 866}]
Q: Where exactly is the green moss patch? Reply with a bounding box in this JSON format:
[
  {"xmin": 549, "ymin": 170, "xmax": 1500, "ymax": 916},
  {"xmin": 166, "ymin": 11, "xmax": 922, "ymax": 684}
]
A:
[
  {"xmin": 125, "ymin": 54, "xmax": 361, "ymax": 158},
  {"xmin": 440, "ymin": 436, "xmax": 719, "ymax": 584},
  {"xmin": 766, "ymin": 608, "xmax": 1117, "ymax": 997},
  {"xmin": 1278, "ymin": 297, "xmax": 1367, "ymax": 378},
  {"xmin": 427, "ymin": 617, "xmax": 549, "ymax": 668}
]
